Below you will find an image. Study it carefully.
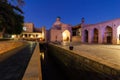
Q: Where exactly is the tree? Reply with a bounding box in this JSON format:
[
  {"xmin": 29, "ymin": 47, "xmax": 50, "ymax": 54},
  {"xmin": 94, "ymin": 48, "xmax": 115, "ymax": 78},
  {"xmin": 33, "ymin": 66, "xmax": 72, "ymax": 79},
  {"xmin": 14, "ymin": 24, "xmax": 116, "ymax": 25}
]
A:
[
  {"xmin": 0, "ymin": 0, "xmax": 24, "ymax": 37},
  {"xmin": 3, "ymin": 0, "xmax": 25, "ymax": 7}
]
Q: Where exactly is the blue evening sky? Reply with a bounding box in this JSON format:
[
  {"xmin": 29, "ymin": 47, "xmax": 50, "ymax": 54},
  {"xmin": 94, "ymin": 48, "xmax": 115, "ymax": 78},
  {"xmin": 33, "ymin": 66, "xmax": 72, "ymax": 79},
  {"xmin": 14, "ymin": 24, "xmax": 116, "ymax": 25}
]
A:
[{"xmin": 23, "ymin": 0, "xmax": 120, "ymax": 29}]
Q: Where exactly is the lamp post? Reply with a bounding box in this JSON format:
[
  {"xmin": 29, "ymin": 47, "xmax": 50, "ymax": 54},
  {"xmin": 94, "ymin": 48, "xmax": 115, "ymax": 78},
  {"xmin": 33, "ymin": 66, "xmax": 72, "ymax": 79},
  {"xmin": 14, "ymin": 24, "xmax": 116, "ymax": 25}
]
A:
[{"xmin": 69, "ymin": 42, "xmax": 73, "ymax": 50}]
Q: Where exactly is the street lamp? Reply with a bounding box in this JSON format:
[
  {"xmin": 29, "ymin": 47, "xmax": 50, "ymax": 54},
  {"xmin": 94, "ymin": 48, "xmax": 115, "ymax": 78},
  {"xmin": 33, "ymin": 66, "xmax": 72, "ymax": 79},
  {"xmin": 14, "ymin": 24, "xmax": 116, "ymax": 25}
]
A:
[{"xmin": 69, "ymin": 43, "xmax": 73, "ymax": 50}]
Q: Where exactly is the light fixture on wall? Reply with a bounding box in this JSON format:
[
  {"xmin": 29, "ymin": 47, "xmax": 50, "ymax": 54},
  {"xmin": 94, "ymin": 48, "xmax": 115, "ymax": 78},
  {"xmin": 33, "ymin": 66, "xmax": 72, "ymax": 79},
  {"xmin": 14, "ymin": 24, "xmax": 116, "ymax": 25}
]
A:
[
  {"xmin": 30, "ymin": 35, "xmax": 33, "ymax": 38},
  {"xmin": 63, "ymin": 32, "xmax": 67, "ymax": 41}
]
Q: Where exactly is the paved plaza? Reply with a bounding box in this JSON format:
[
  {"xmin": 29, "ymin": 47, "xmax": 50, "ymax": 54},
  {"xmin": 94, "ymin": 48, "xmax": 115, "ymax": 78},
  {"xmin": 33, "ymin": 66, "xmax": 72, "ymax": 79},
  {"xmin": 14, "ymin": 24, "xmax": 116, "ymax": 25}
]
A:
[{"xmin": 60, "ymin": 43, "xmax": 120, "ymax": 70}]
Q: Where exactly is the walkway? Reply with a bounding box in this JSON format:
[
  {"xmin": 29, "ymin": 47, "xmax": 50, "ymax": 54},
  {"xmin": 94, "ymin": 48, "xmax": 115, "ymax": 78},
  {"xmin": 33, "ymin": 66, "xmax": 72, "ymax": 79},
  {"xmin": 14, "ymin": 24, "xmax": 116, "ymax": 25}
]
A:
[
  {"xmin": 60, "ymin": 44, "xmax": 120, "ymax": 70},
  {"xmin": 0, "ymin": 42, "xmax": 36, "ymax": 80}
]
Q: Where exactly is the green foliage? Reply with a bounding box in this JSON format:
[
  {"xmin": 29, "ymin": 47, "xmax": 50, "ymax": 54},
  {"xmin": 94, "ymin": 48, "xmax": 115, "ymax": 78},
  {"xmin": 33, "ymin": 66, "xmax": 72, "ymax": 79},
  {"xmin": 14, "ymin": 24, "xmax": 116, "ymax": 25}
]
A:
[
  {"xmin": 0, "ymin": 0, "xmax": 24, "ymax": 35},
  {"xmin": 5, "ymin": 9, "xmax": 24, "ymax": 34}
]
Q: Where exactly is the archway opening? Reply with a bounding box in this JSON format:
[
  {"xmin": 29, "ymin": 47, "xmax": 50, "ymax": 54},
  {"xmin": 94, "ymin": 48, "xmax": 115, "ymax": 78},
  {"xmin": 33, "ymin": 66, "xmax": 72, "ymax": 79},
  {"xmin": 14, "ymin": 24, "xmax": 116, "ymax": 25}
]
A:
[
  {"xmin": 62, "ymin": 30, "xmax": 70, "ymax": 42},
  {"xmin": 117, "ymin": 25, "xmax": 120, "ymax": 44},
  {"xmin": 93, "ymin": 28, "xmax": 98, "ymax": 43},
  {"xmin": 105, "ymin": 26, "xmax": 112, "ymax": 44},
  {"xmin": 84, "ymin": 30, "xmax": 88, "ymax": 43}
]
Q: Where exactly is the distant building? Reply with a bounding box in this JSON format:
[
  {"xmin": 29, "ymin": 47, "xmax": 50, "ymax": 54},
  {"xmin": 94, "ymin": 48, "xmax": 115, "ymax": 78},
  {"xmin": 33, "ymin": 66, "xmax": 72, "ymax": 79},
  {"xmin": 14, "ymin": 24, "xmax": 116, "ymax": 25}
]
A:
[
  {"xmin": 49, "ymin": 17, "xmax": 72, "ymax": 43},
  {"xmin": 71, "ymin": 18, "xmax": 84, "ymax": 42},
  {"xmin": 23, "ymin": 23, "xmax": 34, "ymax": 32},
  {"xmin": 12, "ymin": 17, "xmax": 120, "ymax": 44},
  {"xmin": 12, "ymin": 23, "xmax": 46, "ymax": 42},
  {"xmin": 73, "ymin": 18, "xmax": 120, "ymax": 44}
]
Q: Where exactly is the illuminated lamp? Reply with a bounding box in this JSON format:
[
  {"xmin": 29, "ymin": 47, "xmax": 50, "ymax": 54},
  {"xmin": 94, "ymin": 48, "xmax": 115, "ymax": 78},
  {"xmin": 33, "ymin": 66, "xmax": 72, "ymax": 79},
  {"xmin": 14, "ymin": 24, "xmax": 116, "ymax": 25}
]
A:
[
  {"xmin": 30, "ymin": 35, "xmax": 33, "ymax": 38},
  {"xmin": 12, "ymin": 35, "xmax": 15, "ymax": 38},
  {"xmin": 23, "ymin": 35, "xmax": 25, "ymax": 38},
  {"xmin": 63, "ymin": 32, "xmax": 67, "ymax": 41},
  {"xmin": 69, "ymin": 43, "xmax": 73, "ymax": 50},
  {"xmin": 38, "ymin": 34, "xmax": 42, "ymax": 38}
]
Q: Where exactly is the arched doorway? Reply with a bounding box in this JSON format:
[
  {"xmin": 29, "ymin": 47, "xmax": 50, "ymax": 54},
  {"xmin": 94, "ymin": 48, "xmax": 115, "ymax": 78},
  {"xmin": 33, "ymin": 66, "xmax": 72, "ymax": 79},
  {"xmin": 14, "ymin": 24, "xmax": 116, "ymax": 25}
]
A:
[
  {"xmin": 117, "ymin": 26, "xmax": 120, "ymax": 44},
  {"xmin": 84, "ymin": 30, "xmax": 88, "ymax": 43},
  {"xmin": 105, "ymin": 26, "xmax": 112, "ymax": 44},
  {"xmin": 62, "ymin": 30, "xmax": 70, "ymax": 42},
  {"xmin": 93, "ymin": 28, "xmax": 98, "ymax": 43}
]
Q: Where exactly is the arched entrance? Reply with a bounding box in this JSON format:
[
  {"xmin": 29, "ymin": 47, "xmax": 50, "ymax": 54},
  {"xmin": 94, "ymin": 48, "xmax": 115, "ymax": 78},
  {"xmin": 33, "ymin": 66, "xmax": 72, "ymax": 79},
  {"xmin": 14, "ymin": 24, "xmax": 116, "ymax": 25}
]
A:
[
  {"xmin": 117, "ymin": 26, "xmax": 120, "ymax": 44},
  {"xmin": 84, "ymin": 30, "xmax": 88, "ymax": 43},
  {"xmin": 105, "ymin": 26, "xmax": 112, "ymax": 44},
  {"xmin": 93, "ymin": 28, "xmax": 98, "ymax": 43},
  {"xmin": 62, "ymin": 30, "xmax": 70, "ymax": 42}
]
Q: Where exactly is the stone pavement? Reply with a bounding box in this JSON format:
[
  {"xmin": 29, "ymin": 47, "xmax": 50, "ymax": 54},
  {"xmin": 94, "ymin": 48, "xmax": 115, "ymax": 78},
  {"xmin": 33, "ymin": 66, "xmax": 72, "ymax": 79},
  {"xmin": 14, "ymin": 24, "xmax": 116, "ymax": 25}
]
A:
[{"xmin": 60, "ymin": 43, "xmax": 120, "ymax": 70}]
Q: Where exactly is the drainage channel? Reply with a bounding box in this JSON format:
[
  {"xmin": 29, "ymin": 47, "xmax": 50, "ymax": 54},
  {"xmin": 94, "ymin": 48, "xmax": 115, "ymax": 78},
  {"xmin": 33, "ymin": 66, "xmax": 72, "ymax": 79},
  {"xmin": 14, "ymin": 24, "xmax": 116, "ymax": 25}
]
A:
[
  {"xmin": 40, "ymin": 43, "xmax": 116, "ymax": 80},
  {"xmin": 40, "ymin": 43, "xmax": 69, "ymax": 80}
]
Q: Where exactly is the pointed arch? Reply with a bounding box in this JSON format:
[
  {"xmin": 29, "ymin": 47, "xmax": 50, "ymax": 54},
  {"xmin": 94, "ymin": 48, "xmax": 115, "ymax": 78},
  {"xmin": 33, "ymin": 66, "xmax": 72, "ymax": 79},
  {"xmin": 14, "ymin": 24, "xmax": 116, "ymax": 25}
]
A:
[
  {"xmin": 117, "ymin": 25, "xmax": 120, "ymax": 44},
  {"xmin": 93, "ymin": 28, "xmax": 99, "ymax": 43},
  {"xmin": 84, "ymin": 30, "xmax": 88, "ymax": 43},
  {"xmin": 62, "ymin": 30, "xmax": 70, "ymax": 42},
  {"xmin": 105, "ymin": 26, "xmax": 113, "ymax": 44}
]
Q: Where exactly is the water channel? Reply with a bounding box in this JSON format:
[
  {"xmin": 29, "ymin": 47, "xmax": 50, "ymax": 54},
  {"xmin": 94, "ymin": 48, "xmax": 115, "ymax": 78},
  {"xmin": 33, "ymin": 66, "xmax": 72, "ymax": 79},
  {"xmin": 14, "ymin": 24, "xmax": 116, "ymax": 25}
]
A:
[{"xmin": 40, "ymin": 43, "xmax": 114, "ymax": 80}]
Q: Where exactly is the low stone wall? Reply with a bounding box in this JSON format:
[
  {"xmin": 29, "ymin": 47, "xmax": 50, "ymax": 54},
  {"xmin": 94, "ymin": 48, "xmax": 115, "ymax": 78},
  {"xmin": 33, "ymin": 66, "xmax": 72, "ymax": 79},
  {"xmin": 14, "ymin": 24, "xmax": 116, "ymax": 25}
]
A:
[
  {"xmin": 0, "ymin": 41, "xmax": 26, "ymax": 54},
  {"xmin": 0, "ymin": 41, "xmax": 28, "ymax": 62},
  {"xmin": 48, "ymin": 44, "xmax": 120, "ymax": 80},
  {"xmin": 22, "ymin": 42, "xmax": 42, "ymax": 80},
  {"xmin": 72, "ymin": 36, "xmax": 81, "ymax": 42}
]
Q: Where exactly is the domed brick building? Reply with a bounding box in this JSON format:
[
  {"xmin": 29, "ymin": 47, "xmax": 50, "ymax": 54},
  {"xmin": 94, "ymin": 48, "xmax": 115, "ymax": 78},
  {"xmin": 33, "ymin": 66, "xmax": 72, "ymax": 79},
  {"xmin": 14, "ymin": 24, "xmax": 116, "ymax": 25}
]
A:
[{"xmin": 49, "ymin": 17, "xmax": 72, "ymax": 43}]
